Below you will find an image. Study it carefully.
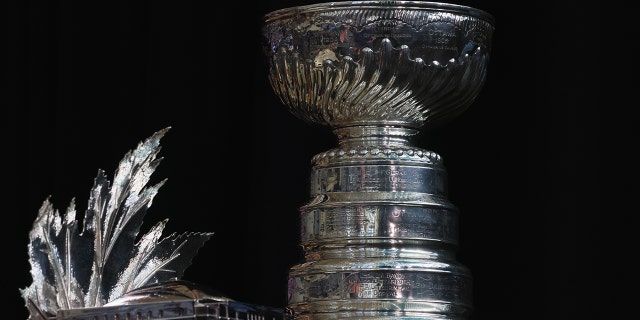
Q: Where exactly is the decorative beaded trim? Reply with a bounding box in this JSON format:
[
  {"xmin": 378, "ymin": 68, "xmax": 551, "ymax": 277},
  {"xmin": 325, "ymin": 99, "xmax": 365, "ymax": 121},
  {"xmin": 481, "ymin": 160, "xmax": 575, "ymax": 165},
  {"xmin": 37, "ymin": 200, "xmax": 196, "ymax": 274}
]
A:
[{"xmin": 312, "ymin": 146, "xmax": 442, "ymax": 166}]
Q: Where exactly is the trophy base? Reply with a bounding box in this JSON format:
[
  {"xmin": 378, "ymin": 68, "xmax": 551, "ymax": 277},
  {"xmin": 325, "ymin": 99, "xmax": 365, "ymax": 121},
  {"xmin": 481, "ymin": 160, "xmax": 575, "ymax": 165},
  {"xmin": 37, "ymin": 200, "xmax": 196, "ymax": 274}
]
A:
[
  {"xmin": 290, "ymin": 301, "xmax": 470, "ymax": 320},
  {"xmin": 287, "ymin": 144, "xmax": 472, "ymax": 320}
]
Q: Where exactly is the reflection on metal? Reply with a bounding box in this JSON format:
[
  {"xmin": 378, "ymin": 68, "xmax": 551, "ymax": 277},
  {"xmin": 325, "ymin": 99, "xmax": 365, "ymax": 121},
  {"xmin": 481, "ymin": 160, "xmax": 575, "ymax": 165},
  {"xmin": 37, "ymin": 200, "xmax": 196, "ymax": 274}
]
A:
[
  {"xmin": 21, "ymin": 128, "xmax": 289, "ymax": 320},
  {"xmin": 262, "ymin": 1, "xmax": 494, "ymax": 319},
  {"xmin": 57, "ymin": 280, "xmax": 291, "ymax": 320}
]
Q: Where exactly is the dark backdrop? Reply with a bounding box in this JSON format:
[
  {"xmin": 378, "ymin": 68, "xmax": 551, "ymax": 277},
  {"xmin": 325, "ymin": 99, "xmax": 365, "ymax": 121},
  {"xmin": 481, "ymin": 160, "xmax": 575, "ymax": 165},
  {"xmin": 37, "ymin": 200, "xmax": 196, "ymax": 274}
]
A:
[{"xmin": 5, "ymin": 1, "xmax": 630, "ymax": 319}]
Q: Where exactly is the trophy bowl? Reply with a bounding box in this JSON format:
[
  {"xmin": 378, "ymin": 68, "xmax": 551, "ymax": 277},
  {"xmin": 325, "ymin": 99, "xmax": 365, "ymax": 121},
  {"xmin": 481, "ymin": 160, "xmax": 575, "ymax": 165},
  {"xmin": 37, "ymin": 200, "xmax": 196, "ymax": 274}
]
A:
[
  {"xmin": 263, "ymin": 0, "xmax": 494, "ymax": 143},
  {"xmin": 262, "ymin": 1, "xmax": 494, "ymax": 319}
]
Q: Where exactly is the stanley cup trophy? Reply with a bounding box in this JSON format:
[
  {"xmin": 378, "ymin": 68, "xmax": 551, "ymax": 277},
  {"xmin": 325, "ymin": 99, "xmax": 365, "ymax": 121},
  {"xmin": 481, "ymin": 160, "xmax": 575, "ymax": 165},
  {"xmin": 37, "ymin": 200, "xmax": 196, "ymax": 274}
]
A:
[{"xmin": 262, "ymin": 1, "xmax": 494, "ymax": 319}]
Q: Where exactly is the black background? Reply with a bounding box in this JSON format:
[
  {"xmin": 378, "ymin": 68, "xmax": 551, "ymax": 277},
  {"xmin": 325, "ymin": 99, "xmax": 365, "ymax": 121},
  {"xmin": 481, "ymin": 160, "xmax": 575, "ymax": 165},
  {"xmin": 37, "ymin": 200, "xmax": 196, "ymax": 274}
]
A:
[{"xmin": 5, "ymin": 1, "xmax": 633, "ymax": 319}]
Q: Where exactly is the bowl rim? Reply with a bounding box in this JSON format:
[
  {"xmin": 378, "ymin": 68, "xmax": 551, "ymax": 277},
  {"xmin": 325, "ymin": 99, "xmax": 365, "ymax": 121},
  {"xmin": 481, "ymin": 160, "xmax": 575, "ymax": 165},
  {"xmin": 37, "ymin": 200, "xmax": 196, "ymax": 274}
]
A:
[{"xmin": 264, "ymin": 1, "xmax": 495, "ymax": 25}]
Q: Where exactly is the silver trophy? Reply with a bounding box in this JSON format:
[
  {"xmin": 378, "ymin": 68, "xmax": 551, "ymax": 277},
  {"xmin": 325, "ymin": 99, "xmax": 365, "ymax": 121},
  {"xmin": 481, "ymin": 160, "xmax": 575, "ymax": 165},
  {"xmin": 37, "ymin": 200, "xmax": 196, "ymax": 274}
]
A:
[
  {"xmin": 262, "ymin": 1, "xmax": 494, "ymax": 319},
  {"xmin": 21, "ymin": 128, "xmax": 291, "ymax": 320}
]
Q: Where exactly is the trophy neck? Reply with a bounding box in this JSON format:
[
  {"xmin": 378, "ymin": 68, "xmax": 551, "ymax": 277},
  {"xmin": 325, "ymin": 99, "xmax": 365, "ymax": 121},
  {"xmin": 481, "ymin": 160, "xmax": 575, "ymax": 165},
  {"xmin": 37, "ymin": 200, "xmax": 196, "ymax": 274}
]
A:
[{"xmin": 333, "ymin": 125, "xmax": 420, "ymax": 148}]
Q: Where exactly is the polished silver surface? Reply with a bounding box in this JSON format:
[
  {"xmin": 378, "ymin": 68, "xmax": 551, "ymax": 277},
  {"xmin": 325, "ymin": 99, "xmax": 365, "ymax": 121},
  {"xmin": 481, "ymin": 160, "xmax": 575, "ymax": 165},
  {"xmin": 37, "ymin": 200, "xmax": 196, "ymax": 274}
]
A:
[
  {"xmin": 263, "ymin": 1, "xmax": 494, "ymax": 319},
  {"xmin": 21, "ymin": 129, "xmax": 292, "ymax": 320},
  {"xmin": 21, "ymin": 128, "xmax": 216, "ymax": 320},
  {"xmin": 263, "ymin": 0, "xmax": 494, "ymax": 133},
  {"xmin": 56, "ymin": 280, "xmax": 290, "ymax": 320}
]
